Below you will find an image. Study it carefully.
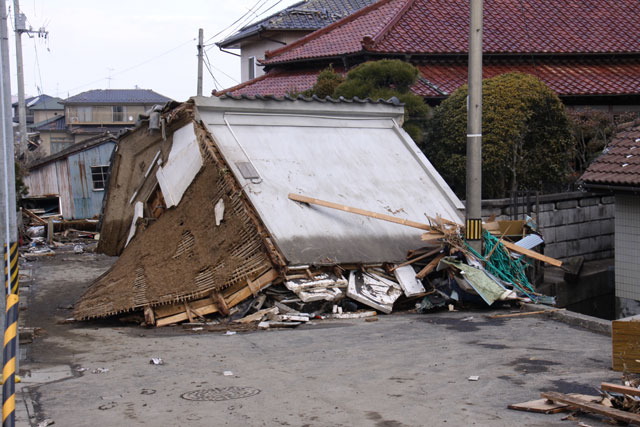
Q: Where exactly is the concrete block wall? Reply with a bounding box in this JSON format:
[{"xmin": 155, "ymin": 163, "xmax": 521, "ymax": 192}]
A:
[{"xmin": 481, "ymin": 191, "xmax": 614, "ymax": 261}]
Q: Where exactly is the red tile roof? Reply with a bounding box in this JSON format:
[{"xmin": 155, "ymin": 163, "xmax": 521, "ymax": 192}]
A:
[
  {"xmin": 581, "ymin": 121, "xmax": 640, "ymax": 187},
  {"xmin": 218, "ymin": 69, "xmax": 327, "ymax": 97},
  {"xmin": 263, "ymin": 0, "xmax": 640, "ymax": 65},
  {"xmin": 219, "ymin": 59, "xmax": 640, "ymax": 98},
  {"xmin": 416, "ymin": 59, "xmax": 640, "ymax": 97}
]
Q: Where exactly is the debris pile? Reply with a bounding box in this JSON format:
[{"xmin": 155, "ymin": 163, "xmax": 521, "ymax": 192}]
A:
[
  {"xmin": 80, "ymin": 194, "xmax": 560, "ymax": 329},
  {"xmin": 510, "ymin": 378, "xmax": 640, "ymax": 425},
  {"xmin": 20, "ymin": 208, "xmax": 100, "ymax": 258}
]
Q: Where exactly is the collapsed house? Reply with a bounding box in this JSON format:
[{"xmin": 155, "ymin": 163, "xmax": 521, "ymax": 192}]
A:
[{"xmin": 74, "ymin": 95, "xmax": 466, "ymax": 324}]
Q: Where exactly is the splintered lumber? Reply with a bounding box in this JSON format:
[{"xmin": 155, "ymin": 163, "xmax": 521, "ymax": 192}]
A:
[
  {"xmin": 155, "ymin": 269, "xmax": 279, "ymax": 327},
  {"xmin": 390, "ymin": 247, "xmax": 442, "ymax": 271},
  {"xmin": 612, "ymin": 316, "xmax": 640, "ymax": 373},
  {"xmin": 541, "ymin": 391, "xmax": 640, "ymax": 425},
  {"xmin": 601, "ymin": 382, "xmax": 640, "ymax": 397},
  {"xmin": 487, "ymin": 309, "xmax": 565, "ymax": 319},
  {"xmin": 23, "ymin": 208, "xmax": 47, "ymax": 225},
  {"xmin": 509, "ymin": 395, "xmax": 601, "ymax": 414},
  {"xmin": 234, "ymin": 307, "xmax": 278, "ymax": 324},
  {"xmin": 288, "ymin": 193, "xmax": 432, "ymax": 231},
  {"xmin": 416, "ymin": 254, "xmax": 446, "ymax": 279},
  {"xmin": 500, "ymin": 239, "xmax": 562, "ymax": 267}
]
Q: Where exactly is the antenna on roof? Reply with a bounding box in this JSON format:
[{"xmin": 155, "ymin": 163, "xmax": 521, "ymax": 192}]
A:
[{"xmin": 106, "ymin": 67, "xmax": 115, "ymax": 88}]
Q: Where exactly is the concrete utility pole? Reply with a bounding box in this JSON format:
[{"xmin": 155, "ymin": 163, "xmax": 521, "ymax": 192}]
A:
[
  {"xmin": 465, "ymin": 0, "xmax": 483, "ymax": 253},
  {"xmin": 13, "ymin": 0, "xmax": 47, "ymax": 153},
  {"xmin": 1, "ymin": 2, "xmax": 17, "ymax": 423},
  {"xmin": 197, "ymin": 28, "xmax": 203, "ymax": 96},
  {"xmin": 13, "ymin": 0, "xmax": 26, "ymax": 152}
]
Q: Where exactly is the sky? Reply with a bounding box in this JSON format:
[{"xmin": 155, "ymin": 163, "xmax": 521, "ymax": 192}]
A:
[{"xmin": 6, "ymin": 0, "xmax": 300, "ymax": 102}]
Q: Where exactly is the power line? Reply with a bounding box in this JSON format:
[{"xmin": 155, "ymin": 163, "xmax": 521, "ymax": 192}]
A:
[
  {"xmin": 204, "ymin": 0, "xmax": 286, "ymax": 49},
  {"xmin": 203, "ymin": 0, "xmax": 272, "ymax": 45},
  {"xmin": 63, "ymin": 37, "xmax": 195, "ymax": 94},
  {"xmin": 204, "ymin": 49, "xmax": 239, "ymax": 85}
]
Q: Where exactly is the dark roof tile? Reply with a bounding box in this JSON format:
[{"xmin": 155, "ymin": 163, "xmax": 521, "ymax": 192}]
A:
[
  {"xmin": 63, "ymin": 89, "xmax": 172, "ymax": 105},
  {"xmin": 582, "ymin": 122, "xmax": 640, "ymax": 187}
]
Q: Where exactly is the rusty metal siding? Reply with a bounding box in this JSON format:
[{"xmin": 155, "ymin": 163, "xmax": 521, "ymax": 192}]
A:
[{"xmin": 68, "ymin": 141, "xmax": 115, "ymax": 218}]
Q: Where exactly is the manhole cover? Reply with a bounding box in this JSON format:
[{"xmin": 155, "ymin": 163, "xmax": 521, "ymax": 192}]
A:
[{"xmin": 181, "ymin": 386, "xmax": 261, "ymax": 401}]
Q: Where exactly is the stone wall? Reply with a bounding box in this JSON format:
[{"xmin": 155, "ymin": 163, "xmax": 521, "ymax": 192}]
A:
[{"xmin": 481, "ymin": 191, "xmax": 615, "ymax": 261}]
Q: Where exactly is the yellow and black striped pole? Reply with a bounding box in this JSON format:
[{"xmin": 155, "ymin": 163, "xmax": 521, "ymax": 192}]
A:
[
  {"xmin": 3, "ymin": 243, "xmax": 17, "ymax": 295},
  {"xmin": 2, "ymin": 242, "xmax": 18, "ymax": 427},
  {"xmin": 2, "ymin": 293, "xmax": 17, "ymax": 427}
]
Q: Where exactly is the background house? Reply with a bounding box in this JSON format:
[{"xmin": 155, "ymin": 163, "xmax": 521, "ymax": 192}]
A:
[
  {"xmin": 23, "ymin": 133, "xmax": 117, "ymax": 220},
  {"xmin": 218, "ymin": 0, "xmax": 640, "ymax": 114},
  {"xmin": 13, "ymin": 94, "xmax": 64, "ymax": 125},
  {"xmin": 32, "ymin": 88, "xmax": 171, "ymax": 155},
  {"xmin": 217, "ymin": 0, "xmax": 376, "ymax": 82},
  {"xmin": 581, "ymin": 119, "xmax": 640, "ymax": 318}
]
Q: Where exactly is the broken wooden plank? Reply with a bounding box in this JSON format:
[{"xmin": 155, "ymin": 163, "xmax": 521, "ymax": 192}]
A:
[
  {"xmin": 23, "ymin": 208, "xmax": 47, "ymax": 225},
  {"xmin": 509, "ymin": 394, "xmax": 601, "ymax": 414},
  {"xmin": 541, "ymin": 391, "xmax": 640, "ymax": 425},
  {"xmin": 601, "ymin": 382, "xmax": 640, "ymax": 397},
  {"xmin": 416, "ymin": 254, "xmax": 446, "ymax": 279},
  {"xmin": 420, "ymin": 232, "xmax": 445, "ymax": 242},
  {"xmin": 156, "ymin": 269, "xmax": 279, "ymax": 327},
  {"xmin": 234, "ymin": 307, "xmax": 278, "ymax": 324},
  {"xmin": 390, "ymin": 247, "xmax": 442, "ymax": 271},
  {"xmin": 288, "ymin": 193, "xmax": 432, "ymax": 231},
  {"xmin": 487, "ymin": 309, "xmax": 565, "ymax": 319},
  {"xmin": 500, "ymin": 239, "xmax": 562, "ymax": 267},
  {"xmin": 212, "ymin": 292, "xmax": 230, "ymax": 317},
  {"xmin": 612, "ymin": 316, "xmax": 640, "ymax": 373}
]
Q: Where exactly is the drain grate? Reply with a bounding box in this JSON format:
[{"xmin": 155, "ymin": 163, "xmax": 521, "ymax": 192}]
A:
[{"xmin": 181, "ymin": 386, "xmax": 261, "ymax": 401}]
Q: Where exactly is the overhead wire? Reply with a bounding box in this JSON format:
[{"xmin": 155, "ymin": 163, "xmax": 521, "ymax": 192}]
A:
[
  {"xmin": 203, "ymin": 0, "xmax": 269, "ymax": 45},
  {"xmin": 63, "ymin": 37, "xmax": 195, "ymax": 94}
]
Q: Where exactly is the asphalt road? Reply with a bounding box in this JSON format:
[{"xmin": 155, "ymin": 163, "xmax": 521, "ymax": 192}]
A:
[{"xmin": 18, "ymin": 250, "xmax": 619, "ymax": 427}]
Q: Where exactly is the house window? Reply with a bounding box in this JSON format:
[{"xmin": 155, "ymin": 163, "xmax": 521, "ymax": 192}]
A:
[
  {"xmin": 77, "ymin": 107, "xmax": 92, "ymax": 122},
  {"xmin": 248, "ymin": 56, "xmax": 256, "ymax": 80},
  {"xmin": 112, "ymin": 106, "xmax": 125, "ymax": 122},
  {"xmin": 90, "ymin": 165, "xmax": 109, "ymax": 190}
]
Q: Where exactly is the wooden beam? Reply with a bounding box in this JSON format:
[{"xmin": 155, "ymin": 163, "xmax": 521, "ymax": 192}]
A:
[
  {"xmin": 391, "ymin": 247, "xmax": 442, "ymax": 271},
  {"xmin": 601, "ymin": 382, "xmax": 640, "ymax": 397},
  {"xmin": 155, "ymin": 269, "xmax": 279, "ymax": 327},
  {"xmin": 487, "ymin": 309, "xmax": 565, "ymax": 319},
  {"xmin": 288, "ymin": 193, "xmax": 432, "ymax": 231},
  {"xmin": 416, "ymin": 254, "xmax": 446, "ymax": 279},
  {"xmin": 541, "ymin": 391, "xmax": 640, "ymax": 425},
  {"xmin": 23, "ymin": 208, "xmax": 47, "ymax": 225},
  {"xmin": 500, "ymin": 239, "xmax": 563, "ymax": 267}
]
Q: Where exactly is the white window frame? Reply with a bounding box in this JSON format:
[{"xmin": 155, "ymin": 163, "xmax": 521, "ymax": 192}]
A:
[{"xmin": 90, "ymin": 165, "xmax": 110, "ymax": 191}]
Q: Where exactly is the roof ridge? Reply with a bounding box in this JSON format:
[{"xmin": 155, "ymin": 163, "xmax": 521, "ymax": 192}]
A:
[
  {"xmin": 370, "ymin": 0, "xmax": 415, "ymax": 47},
  {"xmin": 263, "ymin": 0, "xmax": 396, "ymax": 62}
]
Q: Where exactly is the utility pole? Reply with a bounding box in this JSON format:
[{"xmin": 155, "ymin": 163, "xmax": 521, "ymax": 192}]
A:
[
  {"xmin": 13, "ymin": 0, "xmax": 26, "ymax": 153},
  {"xmin": 197, "ymin": 28, "xmax": 203, "ymax": 96},
  {"xmin": 13, "ymin": 0, "xmax": 47, "ymax": 154},
  {"xmin": 465, "ymin": 0, "xmax": 483, "ymax": 253},
  {"xmin": 1, "ymin": 1, "xmax": 18, "ymax": 425}
]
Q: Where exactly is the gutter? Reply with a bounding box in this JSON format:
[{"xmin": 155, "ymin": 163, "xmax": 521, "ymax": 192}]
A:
[{"xmin": 583, "ymin": 183, "xmax": 640, "ymax": 194}]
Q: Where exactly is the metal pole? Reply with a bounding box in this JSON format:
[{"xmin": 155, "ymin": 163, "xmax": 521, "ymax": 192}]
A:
[
  {"xmin": 13, "ymin": 0, "xmax": 25, "ymax": 154},
  {"xmin": 0, "ymin": 1, "xmax": 18, "ymax": 425},
  {"xmin": 465, "ymin": 0, "xmax": 483, "ymax": 253},
  {"xmin": 197, "ymin": 28, "xmax": 203, "ymax": 96}
]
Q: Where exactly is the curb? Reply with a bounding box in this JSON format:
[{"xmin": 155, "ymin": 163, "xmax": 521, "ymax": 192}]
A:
[{"xmin": 524, "ymin": 303, "xmax": 612, "ymax": 336}]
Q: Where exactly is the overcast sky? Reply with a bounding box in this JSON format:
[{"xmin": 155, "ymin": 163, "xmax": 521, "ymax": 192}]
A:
[{"xmin": 6, "ymin": 0, "xmax": 300, "ymax": 102}]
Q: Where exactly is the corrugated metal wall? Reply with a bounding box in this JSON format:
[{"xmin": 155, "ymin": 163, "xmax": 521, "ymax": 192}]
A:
[
  {"xmin": 23, "ymin": 161, "xmax": 74, "ymax": 218},
  {"xmin": 615, "ymin": 194, "xmax": 639, "ymax": 301},
  {"xmin": 68, "ymin": 142, "xmax": 115, "ymax": 219}
]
